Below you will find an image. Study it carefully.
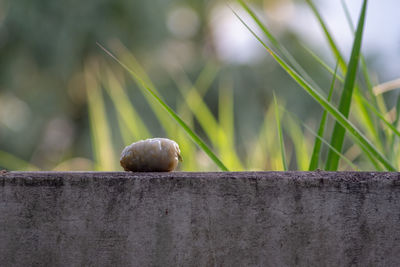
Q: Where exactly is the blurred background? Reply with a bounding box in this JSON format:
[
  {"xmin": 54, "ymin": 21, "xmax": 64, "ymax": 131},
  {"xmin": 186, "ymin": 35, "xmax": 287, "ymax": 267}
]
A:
[{"xmin": 0, "ymin": 0, "xmax": 399, "ymax": 171}]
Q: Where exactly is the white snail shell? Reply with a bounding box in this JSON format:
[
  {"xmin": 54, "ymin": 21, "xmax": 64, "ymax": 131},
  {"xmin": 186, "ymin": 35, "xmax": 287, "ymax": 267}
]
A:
[{"xmin": 120, "ymin": 138, "xmax": 182, "ymax": 172}]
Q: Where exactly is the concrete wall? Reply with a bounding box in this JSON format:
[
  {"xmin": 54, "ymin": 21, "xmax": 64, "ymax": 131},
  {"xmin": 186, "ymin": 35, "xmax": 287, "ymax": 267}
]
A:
[{"xmin": 1, "ymin": 171, "xmax": 400, "ymax": 267}]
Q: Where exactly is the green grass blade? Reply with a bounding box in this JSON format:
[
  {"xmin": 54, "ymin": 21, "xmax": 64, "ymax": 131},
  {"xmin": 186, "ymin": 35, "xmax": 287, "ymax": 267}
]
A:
[
  {"xmin": 84, "ymin": 61, "xmax": 116, "ymax": 171},
  {"xmin": 232, "ymin": 10, "xmax": 395, "ymax": 171},
  {"xmin": 173, "ymin": 62, "xmax": 218, "ymax": 171},
  {"xmin": 300, "ymin": 11, "xmax": 392, "ymax": 165},
  {"xmin": 116, "ymin": 113, "xmax": 134, "ymax": 147},
  {"xmin": 175, "ymin": 102, "xmax": 197, "ymax": 171},
  {"xmin": 219, "ymin": 76, "xmax": 235, "ymax": 147},
  {"xmin": 249, "ymin": 104, "xmax": 284, "ymax": 170},
  {"xmin": 304, "ymin": 125, "xmax": 359, "ymax": 171},
  {"xmin": 219, "ymin": 75, "xmax": 244, "ymax": 170},
  {"xmin": 102, "ymin": 67, "xmax": 151, "ymax": 143},
  {"xmin": 306, "ymin": 0, "xmax": 380, "ymax": 153},
  {"xmin": 341, "ymin": 0, "xmax": 355, "ymax": 31},
  {"xmin": 352, "ymin": 89, "xmax": 383, "ymax": 150},
  {"xmin": 309, "ymin": 62, "xmax": 338, "ymax": 170},
  {"xmin": 168, "ymin": 64, "xmax": 244, "ymax": 170},
  {"xmin": 358, "ymin": 94, "xmax": 400, "ymax": 138},
  {"xmin": 394, "ymin": 94, "xmax": 400, "ymax": 127},
  {"xmin": 305, "ymin": 0, "xmax": 346, "ymax": 70},
  {"xmin": 285, "ymin": 114, "xmax": 310, "ymax": 170},
  {"xmin": 345, "ymin": 0, "xmax": 396, "ymax": 159},
  {"xmin": 274, "ymin": 94, "xmax": 288, "ymax": 171},
  {"xmin": 308, "ymin": 1, "xmax": 382, "ymax": 163},
  {"xmin": 236, "ymin": 0, "xmax": 322, "ymax": 91},
  {"xmin": 97, "ymin": 43, "xmax": 229, "ymax": 171},
  {"xmin": 110, "ymin": 42, "xmax": 176, "ymax": 137},
  {"xmin": 325, "ymin": 0, "xmax": 368, "ymax": 170},
  {"xmin": 284, "ymin": 109, "xmax": 359, "ymax": 171},
  {"xmin": 192, "ymin": 61, "xmax": 220, "ymax": 96},
  {"xmin": 169, "ymin": 66, "xmax": 221, "ymax": 148},
  {"xmin": 341, "ymin": 0, "xmax": 382, "ymax": 149},
  {"xmin": 236, "ymin": 0, "xmax": 376, "ymax": 152},
  {"xmin": 389, "ymin": 94, "xmax": 400, "ymax": 162},
  {"xmin": 0, "ymin": 150, "xmax": 39, "ymax": 171},
  {"xmin": 341, "ymin": 0, "xmax": 375, "ymax": 101},
  {"xmin": 300, "ymin": 44, "xmax": 345, "ymax": 82},
  {"xmin": 236, "ymin": 0, "xmax": 278, "ymax": 47},
  {"xmin": 302, "ymin": 45, "xmax": 386, "ymax": 150}
]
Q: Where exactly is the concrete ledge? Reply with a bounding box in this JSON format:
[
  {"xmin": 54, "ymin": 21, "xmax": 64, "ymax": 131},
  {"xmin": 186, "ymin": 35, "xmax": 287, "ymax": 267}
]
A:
[{"xmin": 1, "ymin": 171, "xmax": 400, "ymax": 266}]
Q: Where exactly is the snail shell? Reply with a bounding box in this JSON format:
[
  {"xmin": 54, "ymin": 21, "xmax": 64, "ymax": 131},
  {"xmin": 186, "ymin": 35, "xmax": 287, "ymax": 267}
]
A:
[{"xmin": 120, "ymin": 138, "xmax": 182, "ymax": 172}]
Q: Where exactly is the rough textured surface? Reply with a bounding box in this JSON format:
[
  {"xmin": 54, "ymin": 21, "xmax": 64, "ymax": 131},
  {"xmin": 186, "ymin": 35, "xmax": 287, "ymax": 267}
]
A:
[{"xmin": 1, "ymin": 171, "xmax": 400, "ymax": 267}]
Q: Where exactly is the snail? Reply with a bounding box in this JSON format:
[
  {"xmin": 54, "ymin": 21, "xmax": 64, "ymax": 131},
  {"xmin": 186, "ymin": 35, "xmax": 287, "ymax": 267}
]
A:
[{"xmin": 120, "ymin": 138, "xmax": 182, "ymax": 172}]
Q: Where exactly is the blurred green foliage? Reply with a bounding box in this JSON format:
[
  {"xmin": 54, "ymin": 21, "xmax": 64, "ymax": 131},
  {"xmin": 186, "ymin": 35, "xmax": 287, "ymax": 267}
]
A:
[{"xmin": 0, "ymin": 0, "xmax": 398, "ymax": 171}]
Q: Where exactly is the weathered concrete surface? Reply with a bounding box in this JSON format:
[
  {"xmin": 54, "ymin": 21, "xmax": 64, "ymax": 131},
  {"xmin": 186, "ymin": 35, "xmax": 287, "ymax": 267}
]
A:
[{"xmin": 0, "ymin": 171, "xmax": 400, "ymax": 267}]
